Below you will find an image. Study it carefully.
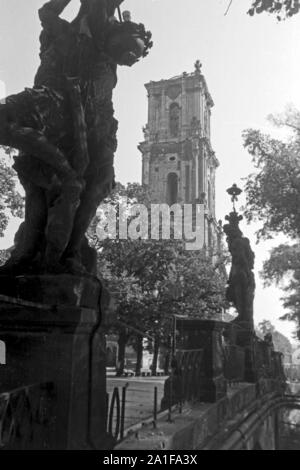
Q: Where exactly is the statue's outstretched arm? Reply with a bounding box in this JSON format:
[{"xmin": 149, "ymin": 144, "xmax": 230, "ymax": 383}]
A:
[
  {"xmin": 38, "ymin": 0, "xmax": 72, "ymax": 35},
  {"xmin": 107, "ymin": 0, "xmax": 125, "ymax": 17},
  {"xmin": 83, "ymin": 0, "xmax": 124, "ymax": 18},
  {"xmin": 83, "ymin": 0, "xmax": 111, "ymax": 47}
]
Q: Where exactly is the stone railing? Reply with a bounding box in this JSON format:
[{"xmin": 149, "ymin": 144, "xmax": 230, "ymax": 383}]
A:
[
  {"xmin": 160, "ymin": 318, "xmax": 286, "ymax": 408},
  {"xmin": 0, "ymin": 308, "xmax": 287, "ymax": 450},
  {"xmin": 224, "ymin": 344, "xmax": 245, "ymax": 384},
  {"xmin": 160, "ymin": 320, "xmax": 228, "ymax": 408},
  {"xmin": 116, "ymin": 318, "xmax": 288, "ymax": 450},
  {"xmin": 253, "ymin": 337, "xmax": 285, "ymax": 382}
]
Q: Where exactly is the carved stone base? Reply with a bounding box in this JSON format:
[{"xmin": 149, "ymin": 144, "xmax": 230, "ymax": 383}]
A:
[
  {"xmin": 200, "ymin": 375, "xmax": 228, "ymax": 403},
  {"xmin": 0, "ymin": 274, "xmax": 101, "ymax": 309},
  {"xmin": 0, "ymin": 293, "xmax": 111, "ymax": 449},
  {"xmin": 244, "ymin": 346, "xmax": 257, "ymax": 383},
  {"xmin": 234, "ymin": 324, "xmax": 257, "ymax": 383},
  {"xmin": 176, "ymin": 319, "xmax": 227, "ymax": 403}
]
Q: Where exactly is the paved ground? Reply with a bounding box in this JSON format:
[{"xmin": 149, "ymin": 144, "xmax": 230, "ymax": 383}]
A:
[{"xmin": 107, "ymin": 376, "xmax": 167, "ymax": 431}]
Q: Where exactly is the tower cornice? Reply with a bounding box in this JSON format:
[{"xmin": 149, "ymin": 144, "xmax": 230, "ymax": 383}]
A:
[{"xmin": 145, "ymin": 71, "xmax": 214, "ymax": 108}]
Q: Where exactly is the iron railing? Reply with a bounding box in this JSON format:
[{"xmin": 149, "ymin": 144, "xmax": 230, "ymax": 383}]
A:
[
  {"xmin": 284, "ymin": 364, "xmax": 300, "ymax": 383},
  {"xmin": 161, "ymin": 349, "xmax": 204, "ymax": 414},
  {"xmin": 0, "ymin": 382, "xmax": 56, "ymax": 450},
  {"xmin": 272, "ymin": 351, "xmax": 285, "ymax": 380},
  {"xmin": 106, "ymin": 386, "xmax": 126, "ymax": 442},
  {"xmin": 106, "ymin": 383, "xmax": 162, "ymax": 443},
  {"xmin": 108, "ymin": 323, "xmax": 287, "ymax": 444},
  {"xmin": 175, "ymin": 349, "xmax": 204, "ymax": 402},
  {"xmin": 253, "ymin": 338, "xmax": 285, "ymax": 380},
  {"xmin": 254, "ymin": 338, "xmax": 272, "ymax": 378}
]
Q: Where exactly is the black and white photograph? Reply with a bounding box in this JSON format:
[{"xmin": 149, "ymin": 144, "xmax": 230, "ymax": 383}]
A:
[{"xmin": 0, "ymin": 0, "xmax": 300, "ymax": 454}]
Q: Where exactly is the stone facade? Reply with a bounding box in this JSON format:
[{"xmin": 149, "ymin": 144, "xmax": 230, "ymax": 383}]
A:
[{"xmin": 139, "ymin": 63, "xmax": 221, "ymax": 251}]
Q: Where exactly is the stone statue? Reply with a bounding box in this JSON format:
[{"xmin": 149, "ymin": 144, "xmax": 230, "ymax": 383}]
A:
[
  {"xmin": 0, "ymin": 0, "xmax": 152, "ymax": 276},
  {"xmin": 142, "ymin": 124, "xmax": 150, "ymax": 141},
  {"xmin": 223, "ymin": 210, "xmax": 255, "ymax": 327},
  {"xmin": 122, "ymin": 10, "xmax": 132, "ymax": 22}
]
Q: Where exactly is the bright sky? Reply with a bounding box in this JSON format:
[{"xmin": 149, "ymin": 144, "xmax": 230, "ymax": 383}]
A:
[{"xmin": 0, "ymin": 0, "xmax": 300, "ymax": 342}]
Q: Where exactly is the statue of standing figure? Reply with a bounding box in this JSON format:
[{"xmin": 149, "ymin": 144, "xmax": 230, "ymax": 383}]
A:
[
  {"xmin": 223, "ymin": 209, "xmax": 256, "ymax": 327},
  {"xmin": 0, "ymin": 0, "xmax": 152, "ymax": 275}
]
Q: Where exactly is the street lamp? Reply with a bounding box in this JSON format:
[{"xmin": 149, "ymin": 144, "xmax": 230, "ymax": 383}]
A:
[{"xmin": 226, "ymin": 183, "xmax": 242, "ymax": 211}]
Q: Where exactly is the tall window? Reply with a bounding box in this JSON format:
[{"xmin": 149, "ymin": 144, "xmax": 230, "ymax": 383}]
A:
[
  {"xmin": 208, "ymin": 180, "xmax": 212, "ymax": 211},
  {"xmin": 167, "ymin": 173, "xmax": 178, "ymax": 205},
  {"xmin": 169, "ymin": 103, "xmax": 180, "ymax": 137},
  {"xmin": 204, "ymin": 109, "xmax": 209, "ymax": 136}
]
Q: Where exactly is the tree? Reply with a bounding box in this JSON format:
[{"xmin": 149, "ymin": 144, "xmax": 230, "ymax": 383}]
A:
[
  {"xmin": 243, "ymin": 107, "xmax": 300, "ymax": 335},
  {"xmin": 262, "ymin": 244, "xmax": 300, "ymax": 337},
  {"xmin": 0, "ymin": 250, "xmax": 10, "ymax": 265},
  {"xmin": 257, "ymin": 319, "xmax": 293, "ymax": 358},
  {"xmin": 0, "ymin": 149, "xmax": 24, "ymax": 239},
  {"xmin": 243, "ymin": 117, "xmax": 300, "ymax": 241},
  {"xmin": 248, "ymin": 0, "xmax": 300, "ymax": 19},
  {"xmin": 257, "ymin": 319, "xmax": 275, "ymax": 336},
  {"xmin": 0, "ymin": 148, "xmax": 24, "ymax": 266},
  {"xmin": 93, "ymin": 183, "xmax": 227, "ymax": 375}
]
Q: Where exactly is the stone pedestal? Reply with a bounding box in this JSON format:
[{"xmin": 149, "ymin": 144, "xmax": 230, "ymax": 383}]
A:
[
  {"xmin": 0, "ymin": 274, "xmax": 101, "ymax": 309},
  {"xmin": 0, "ymin": 279, "xmax": 111, "ymax": 449},
  {"xmin": 176, "ymin": 319, "xmax": 227, "ymax": 402},
  {"xmin": 234, "ymin": 323, "xmax": 257, "ymax": 383}
]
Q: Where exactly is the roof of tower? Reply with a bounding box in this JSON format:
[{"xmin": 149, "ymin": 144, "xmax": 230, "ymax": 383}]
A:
[{"xmin": 145, "ymin": 61, "xmax": 214, "ymax": 107}]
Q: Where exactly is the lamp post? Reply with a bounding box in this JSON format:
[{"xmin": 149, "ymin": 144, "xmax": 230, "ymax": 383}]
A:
[{"xmin": 226, "ymin": 183, "xmax": 242, "ymax": 212}]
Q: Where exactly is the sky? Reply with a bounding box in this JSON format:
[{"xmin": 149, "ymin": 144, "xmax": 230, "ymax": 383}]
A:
[{"xmin": 0, "ymin": 0, "xmax": 300, "ymax": 342}]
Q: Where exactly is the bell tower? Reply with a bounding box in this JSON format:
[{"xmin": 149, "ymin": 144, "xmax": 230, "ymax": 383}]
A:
[{"xmin": 139, "ymin": 62, "xmax": 221, "ymax": 249}]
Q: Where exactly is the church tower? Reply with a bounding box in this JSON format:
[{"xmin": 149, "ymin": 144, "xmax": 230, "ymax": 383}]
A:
[{"xmin": 139, "ymin": 62, "xmax": 221, "ymax": 249}]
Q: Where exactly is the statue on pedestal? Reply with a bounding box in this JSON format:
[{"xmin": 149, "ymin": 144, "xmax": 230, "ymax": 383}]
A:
[
  {"xmin": 0, "ymin": 0, "xmax": 152, "ymax": 277},
  {"xmin": 223, "ymin": 184, "xmax": 255, "ymax": 328}
]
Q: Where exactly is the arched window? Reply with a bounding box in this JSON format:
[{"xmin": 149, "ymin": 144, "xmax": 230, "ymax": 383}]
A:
[
  {"xmin": 167, "ymin": 173, "xmax": 178, "ymax": 205},
  {"xmin": 169, "ymin": 103, "xmax": 180, "ymax": 137},
  {"xmin": 0, "ymin": 341, "xmax": 6, "ymax": 365}
]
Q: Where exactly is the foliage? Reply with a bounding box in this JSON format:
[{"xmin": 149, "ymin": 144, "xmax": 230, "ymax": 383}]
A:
[
  {"xmin": 248, "ymin": 0, "xmax": 300, "ymax": 20},
  {"xmin": 242, "ymin": 123, "xmax": 300, "ymax": 241},
  {"xmin": 244, "ymin": 106, "xmax": 300, "ymax": 335},
  {"xmin": 93, "ymin": 183, "xmax": 227, "ymax": 346},
  {"xmin": 261, "ymin": 244, "xmax": 300, "ymax": 336},
  {"xmin": 0, "ymin": 148, "xmax": 24, "ymax": 239},
  {"xmin": 0, "ymin": 249, "xmax": 9, "ymax": 265},
  {"xmin": 243, "ymin": 107, "xmax": 300, "ymax": 335},
  {"xmin": 257, "ymin": 319, "xmax": 293, "ymax": 356}
]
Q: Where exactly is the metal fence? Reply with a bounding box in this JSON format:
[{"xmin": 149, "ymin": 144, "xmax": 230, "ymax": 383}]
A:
[
  {"xmin": 106, "ymin": 381, "xmax": 164, "ymax": 443},
  {"xmin": 0, "ymin": 382, "xmax": 55, "ymax": 450},
  {"xmin": 160, "ymin": 349, "xmax": 204, "ymax": 418},
  {"xmin": 285, "ymin": 364, "xmax": 300, "ymax": 383},
  {"xmin": 254, "ymin": 337, "xmax": 285, "ymax": 380}
]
